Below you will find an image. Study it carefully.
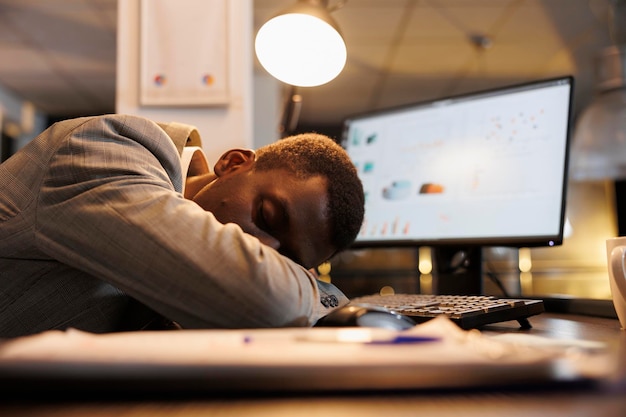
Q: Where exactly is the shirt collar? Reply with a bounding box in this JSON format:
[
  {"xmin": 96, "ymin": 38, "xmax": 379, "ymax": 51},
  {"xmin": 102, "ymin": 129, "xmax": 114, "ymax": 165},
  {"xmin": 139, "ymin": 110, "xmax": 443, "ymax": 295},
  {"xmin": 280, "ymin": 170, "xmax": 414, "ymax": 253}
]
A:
[{"xmin": 157, "ymin": 122, "xmax": 202, "ymax": 156}]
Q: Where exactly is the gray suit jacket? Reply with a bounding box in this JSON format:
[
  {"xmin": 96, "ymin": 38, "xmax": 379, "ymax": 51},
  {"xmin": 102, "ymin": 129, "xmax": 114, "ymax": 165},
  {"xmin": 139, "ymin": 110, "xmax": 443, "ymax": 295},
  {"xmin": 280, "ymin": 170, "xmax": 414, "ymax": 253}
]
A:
[{"xmin": 0, "ymin": 114, "xmax": 348, "ymax": 337}]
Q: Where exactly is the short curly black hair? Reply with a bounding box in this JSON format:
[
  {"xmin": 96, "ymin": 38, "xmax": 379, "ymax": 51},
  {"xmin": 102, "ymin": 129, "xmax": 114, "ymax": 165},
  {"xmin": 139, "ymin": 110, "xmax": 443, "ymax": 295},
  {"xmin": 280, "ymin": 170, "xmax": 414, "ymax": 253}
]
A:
[{"xmin": 254, "ymin": 133, "xmax": 365, "ymax": 255}]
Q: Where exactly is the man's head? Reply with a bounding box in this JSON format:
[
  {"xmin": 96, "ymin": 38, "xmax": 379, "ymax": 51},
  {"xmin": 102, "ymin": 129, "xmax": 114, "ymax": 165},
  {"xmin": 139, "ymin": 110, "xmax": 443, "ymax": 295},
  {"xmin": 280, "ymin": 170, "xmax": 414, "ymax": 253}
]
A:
[{"xmin": 190, "ymin": 133, "xmax": 364, "ymax": 269}]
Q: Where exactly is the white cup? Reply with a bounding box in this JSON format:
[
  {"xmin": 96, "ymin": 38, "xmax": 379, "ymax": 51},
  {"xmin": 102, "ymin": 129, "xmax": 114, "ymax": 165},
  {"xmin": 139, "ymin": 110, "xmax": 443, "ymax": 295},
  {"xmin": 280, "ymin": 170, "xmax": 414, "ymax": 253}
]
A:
[{"xmin": 606, "ymin": 237, "xmax": 626, "ymax": 329}]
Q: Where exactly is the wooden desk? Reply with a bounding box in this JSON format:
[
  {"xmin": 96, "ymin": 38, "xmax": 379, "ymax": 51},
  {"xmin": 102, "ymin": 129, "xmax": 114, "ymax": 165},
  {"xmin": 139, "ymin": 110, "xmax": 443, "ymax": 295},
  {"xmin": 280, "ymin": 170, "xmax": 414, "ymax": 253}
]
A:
[{"xmin": 1, "ymin": 313, "xmax": 625, "ymax": 417}]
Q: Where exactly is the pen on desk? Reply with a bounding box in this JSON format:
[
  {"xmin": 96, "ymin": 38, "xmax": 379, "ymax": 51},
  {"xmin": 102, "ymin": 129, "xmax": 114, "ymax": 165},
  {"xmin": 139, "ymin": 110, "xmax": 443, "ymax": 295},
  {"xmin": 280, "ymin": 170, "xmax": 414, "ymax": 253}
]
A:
[{"xmin": 367, "ymin": 335, "xmax": 440, "ymax": 345}]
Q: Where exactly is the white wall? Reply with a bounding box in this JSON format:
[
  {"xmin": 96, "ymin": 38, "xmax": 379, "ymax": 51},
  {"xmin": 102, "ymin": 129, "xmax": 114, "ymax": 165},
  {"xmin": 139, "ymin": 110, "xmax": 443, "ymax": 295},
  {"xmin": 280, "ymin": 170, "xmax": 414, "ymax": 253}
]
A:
[
  {"xmin": 116, "ymin": 0, "xmax": 254, "ymax": 167},
  {"xmin": 253, "ymin": 71, "xmax": 282, "ymax": 149}
]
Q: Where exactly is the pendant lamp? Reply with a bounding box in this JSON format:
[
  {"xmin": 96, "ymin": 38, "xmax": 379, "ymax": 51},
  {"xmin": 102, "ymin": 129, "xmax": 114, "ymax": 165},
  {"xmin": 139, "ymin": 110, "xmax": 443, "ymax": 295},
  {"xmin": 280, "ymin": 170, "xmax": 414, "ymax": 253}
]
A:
[{"xmin": 255, "ymin": 0, "xmax": 347, "ymax": 87}]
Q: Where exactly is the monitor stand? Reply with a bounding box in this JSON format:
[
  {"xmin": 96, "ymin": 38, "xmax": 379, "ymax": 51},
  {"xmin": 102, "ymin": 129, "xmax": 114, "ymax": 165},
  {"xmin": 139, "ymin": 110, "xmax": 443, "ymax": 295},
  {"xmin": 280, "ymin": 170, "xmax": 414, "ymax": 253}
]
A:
[{"xmin": 431, "ymin": 246, "xmax": 483, "ymax": 295}]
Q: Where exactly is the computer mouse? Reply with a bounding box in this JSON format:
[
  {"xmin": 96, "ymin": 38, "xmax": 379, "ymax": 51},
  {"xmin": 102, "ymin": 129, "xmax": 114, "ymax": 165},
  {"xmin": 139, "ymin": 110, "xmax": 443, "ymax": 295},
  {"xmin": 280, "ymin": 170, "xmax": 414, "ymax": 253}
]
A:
[{"xmin": 315, "ymin": 304, "xmax": 416, "ymax": 330}]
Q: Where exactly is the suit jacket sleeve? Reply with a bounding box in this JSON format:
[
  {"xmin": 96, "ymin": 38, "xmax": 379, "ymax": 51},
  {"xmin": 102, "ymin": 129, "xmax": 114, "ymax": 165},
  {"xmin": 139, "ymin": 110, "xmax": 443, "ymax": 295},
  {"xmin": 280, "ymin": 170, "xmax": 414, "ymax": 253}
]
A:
[{"xmin": 34, "ymin": 114, "xmax": 348, "ymax": 329}]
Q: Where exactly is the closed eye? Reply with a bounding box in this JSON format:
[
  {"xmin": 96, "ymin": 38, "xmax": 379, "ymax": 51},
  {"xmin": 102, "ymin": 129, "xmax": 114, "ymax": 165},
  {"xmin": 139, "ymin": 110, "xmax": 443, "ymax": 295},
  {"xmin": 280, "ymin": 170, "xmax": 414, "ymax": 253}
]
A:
[
  {"xmin": 256, "ymin": 197, "xmax": 301, "ymax": 262},
  {"xmin": 257, "ymin": 197, "xmax": 288, "ymax": 234},
  {"xmin": 256, "ymin": 199, "xmax": 271, "ymax": 233}
]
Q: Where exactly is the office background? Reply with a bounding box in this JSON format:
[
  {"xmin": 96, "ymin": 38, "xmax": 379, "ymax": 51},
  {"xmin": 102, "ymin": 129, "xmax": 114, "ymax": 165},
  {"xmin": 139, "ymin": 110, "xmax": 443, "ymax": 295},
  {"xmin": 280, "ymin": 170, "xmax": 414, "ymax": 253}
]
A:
[{"xmin": 0, "ymin": 0, "xmax": 621, "ymax": 302}]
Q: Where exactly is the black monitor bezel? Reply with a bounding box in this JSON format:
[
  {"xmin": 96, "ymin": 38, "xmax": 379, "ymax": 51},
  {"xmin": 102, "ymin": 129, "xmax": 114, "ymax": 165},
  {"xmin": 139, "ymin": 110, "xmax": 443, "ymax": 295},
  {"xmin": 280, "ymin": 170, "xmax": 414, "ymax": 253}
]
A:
[{"xmin": 341, "ymin": 76, "xmax": 575, "ymax": 250}]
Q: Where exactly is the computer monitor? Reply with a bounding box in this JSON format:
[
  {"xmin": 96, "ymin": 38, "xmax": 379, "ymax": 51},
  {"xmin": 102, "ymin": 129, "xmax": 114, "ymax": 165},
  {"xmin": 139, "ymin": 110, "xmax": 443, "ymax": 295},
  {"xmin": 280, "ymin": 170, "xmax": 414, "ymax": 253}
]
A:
[{"xmin": 340, "ymin": 76, "xmax": 574, "ymax": 295}]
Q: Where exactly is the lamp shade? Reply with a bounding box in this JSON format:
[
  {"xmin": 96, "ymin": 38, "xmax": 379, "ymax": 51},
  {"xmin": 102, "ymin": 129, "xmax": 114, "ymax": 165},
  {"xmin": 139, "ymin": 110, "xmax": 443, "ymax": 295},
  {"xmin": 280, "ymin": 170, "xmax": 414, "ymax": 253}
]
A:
[
  {"xmin": 570, "ymin": 46, "xmax": 626, "ymax": 181},
  {"xmin": 255, "ymin": 1, "xmax": 347, "ymax": 87}
]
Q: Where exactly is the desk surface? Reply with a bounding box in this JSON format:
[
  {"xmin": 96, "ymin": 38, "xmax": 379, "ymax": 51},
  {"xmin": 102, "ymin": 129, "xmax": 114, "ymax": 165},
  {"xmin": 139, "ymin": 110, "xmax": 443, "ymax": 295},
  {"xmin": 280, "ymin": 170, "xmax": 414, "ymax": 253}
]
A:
[{"xmin": 1, "ymin": 313, "xmax": 625, "ymax": 417}]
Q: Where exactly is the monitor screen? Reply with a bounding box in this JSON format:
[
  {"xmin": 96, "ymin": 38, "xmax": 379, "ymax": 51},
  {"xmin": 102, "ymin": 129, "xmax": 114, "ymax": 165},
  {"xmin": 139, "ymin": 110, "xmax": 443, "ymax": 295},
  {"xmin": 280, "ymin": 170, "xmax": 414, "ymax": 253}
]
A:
[{"xmin": 341, "ymin": 76, "xmax": 574, "ymax": 249}]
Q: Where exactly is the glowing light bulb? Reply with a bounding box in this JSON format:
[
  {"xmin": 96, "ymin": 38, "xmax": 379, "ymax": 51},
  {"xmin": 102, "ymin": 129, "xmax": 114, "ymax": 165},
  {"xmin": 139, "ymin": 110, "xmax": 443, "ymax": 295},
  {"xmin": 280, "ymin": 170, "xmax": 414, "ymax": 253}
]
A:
[{"xmin": 255, "ymin": 13, "xmax": 346, "ymax": 87}]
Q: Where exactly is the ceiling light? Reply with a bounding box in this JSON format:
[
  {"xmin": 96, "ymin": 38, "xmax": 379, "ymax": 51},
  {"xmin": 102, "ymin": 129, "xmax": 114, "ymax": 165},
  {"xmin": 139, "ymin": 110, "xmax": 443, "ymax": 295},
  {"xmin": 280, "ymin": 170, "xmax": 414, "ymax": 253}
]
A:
[{"xmin": 255, "ymin": 0, "xmax": 347, "ymax": 87}]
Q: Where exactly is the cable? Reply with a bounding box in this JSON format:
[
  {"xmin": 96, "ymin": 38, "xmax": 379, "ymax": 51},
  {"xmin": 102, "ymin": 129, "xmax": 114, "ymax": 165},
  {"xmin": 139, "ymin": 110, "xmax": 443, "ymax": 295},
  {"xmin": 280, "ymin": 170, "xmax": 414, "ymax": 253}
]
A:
[{"xmin": 485, "ymin": 267, "xmax": 511, "ymax": 298}]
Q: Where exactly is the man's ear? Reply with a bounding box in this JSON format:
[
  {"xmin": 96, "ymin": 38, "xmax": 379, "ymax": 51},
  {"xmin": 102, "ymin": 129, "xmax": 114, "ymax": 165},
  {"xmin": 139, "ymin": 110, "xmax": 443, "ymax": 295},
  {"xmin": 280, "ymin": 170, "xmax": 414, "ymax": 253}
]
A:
[{"xmin": 213, "ymin": 149, "xmax": 256, "ymax": 177}]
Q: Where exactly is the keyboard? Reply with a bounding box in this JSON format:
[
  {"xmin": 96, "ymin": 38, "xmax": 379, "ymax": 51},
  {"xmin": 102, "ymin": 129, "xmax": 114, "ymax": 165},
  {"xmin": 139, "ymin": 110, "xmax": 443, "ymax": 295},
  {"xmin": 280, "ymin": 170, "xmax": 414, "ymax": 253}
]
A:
[{"xmin": 349, "ymin": 293, "xmax": 545, "ymax": 330}]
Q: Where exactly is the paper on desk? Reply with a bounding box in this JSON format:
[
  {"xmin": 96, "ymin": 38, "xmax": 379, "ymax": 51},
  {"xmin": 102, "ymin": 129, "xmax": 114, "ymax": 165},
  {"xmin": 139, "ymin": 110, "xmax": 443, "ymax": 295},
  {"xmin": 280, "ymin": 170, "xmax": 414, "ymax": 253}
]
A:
[
  {"xmin": 486, "ymin": 332, "xmax": 613, "ymax": 379},
  {"xmin": 0, "ymin": 316, "xmax": 612, "ymax": 379}
]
